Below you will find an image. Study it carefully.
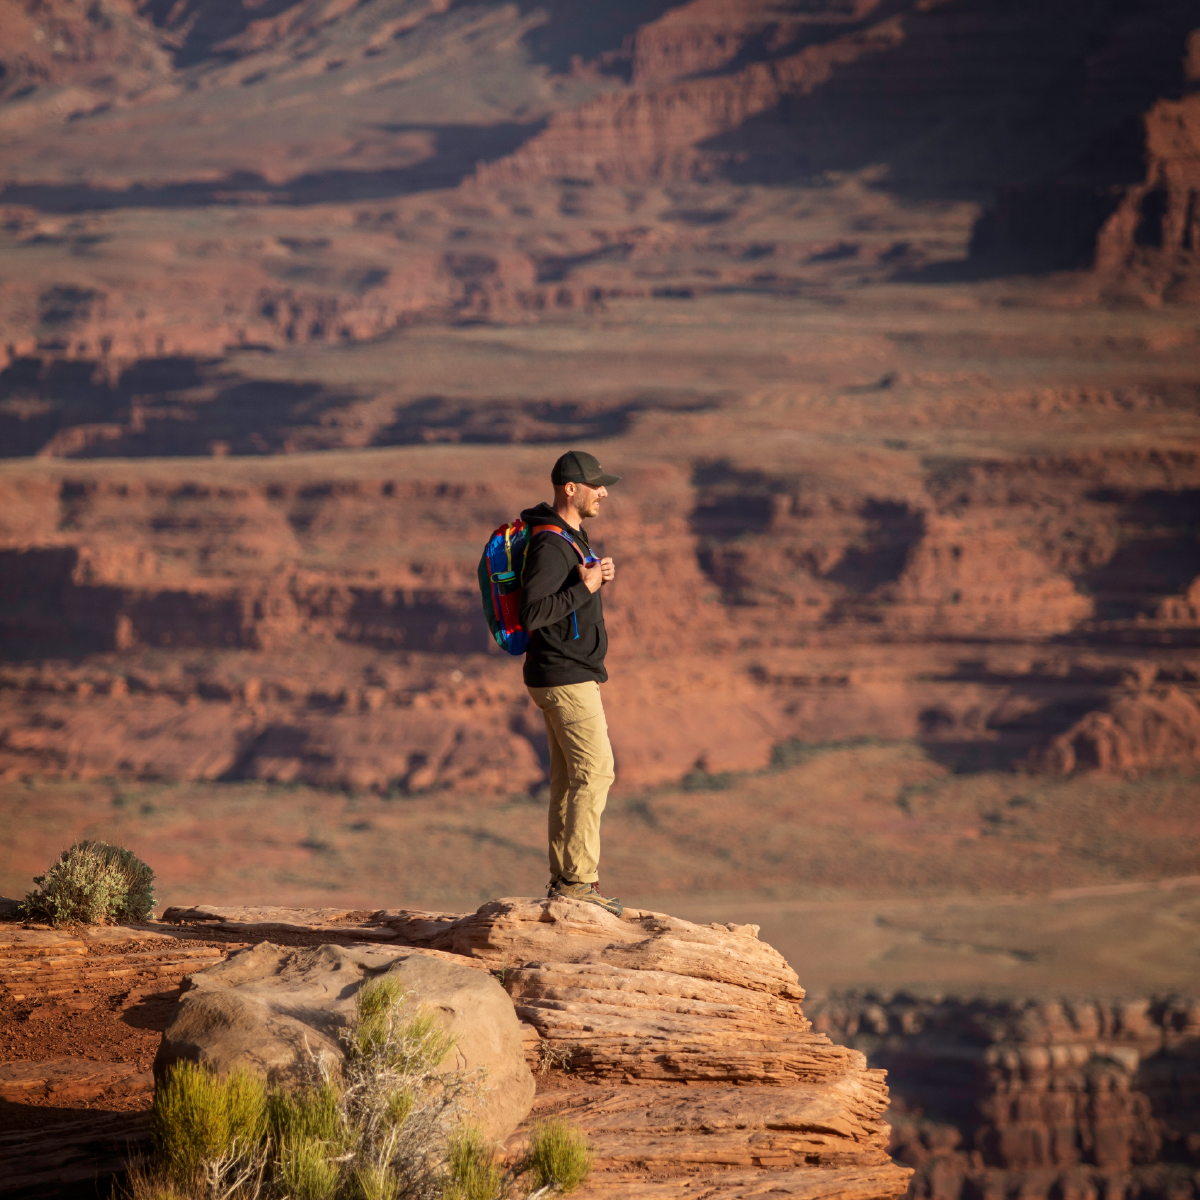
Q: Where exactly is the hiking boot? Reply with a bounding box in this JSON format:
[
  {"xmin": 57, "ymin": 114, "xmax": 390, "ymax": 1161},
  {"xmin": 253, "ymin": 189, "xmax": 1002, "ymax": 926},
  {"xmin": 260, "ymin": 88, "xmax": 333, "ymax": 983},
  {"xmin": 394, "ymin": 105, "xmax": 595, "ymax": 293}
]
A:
[{"xmin": 548, "ymin": 877, "xmax": 623, "ymax": 918}]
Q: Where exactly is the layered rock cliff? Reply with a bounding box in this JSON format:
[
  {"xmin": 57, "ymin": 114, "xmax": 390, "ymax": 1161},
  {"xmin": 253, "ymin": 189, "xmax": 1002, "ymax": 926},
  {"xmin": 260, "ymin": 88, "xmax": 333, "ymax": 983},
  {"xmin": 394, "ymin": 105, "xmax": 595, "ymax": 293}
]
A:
[
  {"xmin": 2, "ymin": 431, "xmax": 1197, "ymax": 791},
  {"xmin": 810, "ymin": 991, "xmax": 1200, "ymax": 1200},
  {"xmin": 2, "ymin": 0, "xmax": 1197, "ymax": 377},
  {"xmin": 1, "ymin": 1, "xmax": 1198, "ymax": 793},
  {"xmin": 1094, "ymin": 89, "xmax": 1200, "ymax": 302},
  {"xmin": 1, "ymin": 899, "xmax": 915, "ymax": 1200}
]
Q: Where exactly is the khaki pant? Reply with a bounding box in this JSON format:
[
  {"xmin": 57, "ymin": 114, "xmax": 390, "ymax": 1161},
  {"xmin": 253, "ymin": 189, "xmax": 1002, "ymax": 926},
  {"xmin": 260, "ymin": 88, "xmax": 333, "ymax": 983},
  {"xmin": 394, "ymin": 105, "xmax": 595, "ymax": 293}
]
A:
[{"xmin": 526, "ymin": 681, "xmax": 615, "ymax": 885}]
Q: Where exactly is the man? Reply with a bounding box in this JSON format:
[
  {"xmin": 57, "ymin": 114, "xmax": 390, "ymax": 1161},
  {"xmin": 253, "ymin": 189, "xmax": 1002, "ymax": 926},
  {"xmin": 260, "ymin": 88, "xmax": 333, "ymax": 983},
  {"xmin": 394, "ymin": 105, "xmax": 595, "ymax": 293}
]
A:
[{"xmin": 520, "ymin": 450, "xmax": 622, "ymax": 917}]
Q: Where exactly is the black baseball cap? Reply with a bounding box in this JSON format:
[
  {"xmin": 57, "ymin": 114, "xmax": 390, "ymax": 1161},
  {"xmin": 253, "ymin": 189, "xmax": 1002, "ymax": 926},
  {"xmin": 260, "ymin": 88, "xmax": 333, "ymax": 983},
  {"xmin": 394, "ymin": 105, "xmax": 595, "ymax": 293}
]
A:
[{"xmin": 551, "ymin": 450, "xmax": 621, "ymax": 487}]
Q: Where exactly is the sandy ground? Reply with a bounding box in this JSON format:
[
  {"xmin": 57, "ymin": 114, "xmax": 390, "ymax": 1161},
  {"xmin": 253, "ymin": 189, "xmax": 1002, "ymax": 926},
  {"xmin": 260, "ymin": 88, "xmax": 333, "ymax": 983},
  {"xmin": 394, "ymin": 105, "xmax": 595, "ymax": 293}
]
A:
[
  {"xmin": 674, "ymin": 877, "xmax": 1200, "ymax": 999},
  {"xmin": 4, "ymin": 742, "xmax": 1198, "ymax": 1001}
]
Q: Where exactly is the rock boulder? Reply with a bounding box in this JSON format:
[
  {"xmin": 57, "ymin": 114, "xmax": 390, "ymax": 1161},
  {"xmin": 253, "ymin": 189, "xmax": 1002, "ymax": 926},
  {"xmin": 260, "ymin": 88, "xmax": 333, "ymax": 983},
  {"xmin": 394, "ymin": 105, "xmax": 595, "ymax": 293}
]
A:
[{"xmin": 155, "ymin": 943, "xmax": 535, "ymax": 1142}]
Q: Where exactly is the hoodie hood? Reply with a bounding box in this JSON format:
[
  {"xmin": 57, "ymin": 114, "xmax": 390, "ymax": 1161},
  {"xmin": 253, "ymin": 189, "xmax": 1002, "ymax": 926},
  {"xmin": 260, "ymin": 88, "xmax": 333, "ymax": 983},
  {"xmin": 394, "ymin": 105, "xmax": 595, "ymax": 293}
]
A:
[{"xmin": 520, "ymin": 502, "xmax": 590, "ymax": 547}]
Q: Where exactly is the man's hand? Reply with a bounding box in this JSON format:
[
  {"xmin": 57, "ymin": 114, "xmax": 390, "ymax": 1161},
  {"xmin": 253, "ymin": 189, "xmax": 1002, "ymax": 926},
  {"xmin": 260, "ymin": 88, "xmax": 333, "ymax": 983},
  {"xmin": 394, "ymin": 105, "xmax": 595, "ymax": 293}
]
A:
[
  {"xmin": 580, "ymin": 557, "xmax": 615, "ymax": 593},
  {"xmin": 580, "ymin": 560, "xmax": 604, "ymax": 593}
]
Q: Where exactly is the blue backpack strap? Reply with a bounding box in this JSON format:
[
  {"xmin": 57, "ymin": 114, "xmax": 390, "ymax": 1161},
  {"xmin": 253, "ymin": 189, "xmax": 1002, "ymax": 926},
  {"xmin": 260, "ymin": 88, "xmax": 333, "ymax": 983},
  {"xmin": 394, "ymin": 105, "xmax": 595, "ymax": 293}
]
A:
[
  {"xmin": 528, "ymin": 523, "xmax": 589, "ymax": 642},
  {"xmin": 527, "ymin": 523, "xmax": 586, "ymax": 561}
]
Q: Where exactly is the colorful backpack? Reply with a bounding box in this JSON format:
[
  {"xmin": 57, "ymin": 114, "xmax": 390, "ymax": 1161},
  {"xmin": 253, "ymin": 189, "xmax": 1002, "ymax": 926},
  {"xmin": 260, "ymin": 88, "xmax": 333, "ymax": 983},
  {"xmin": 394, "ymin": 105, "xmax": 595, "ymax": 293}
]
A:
[{"xmin": 478, "ymin": 519, "xmax": 590, "ymax": 655}]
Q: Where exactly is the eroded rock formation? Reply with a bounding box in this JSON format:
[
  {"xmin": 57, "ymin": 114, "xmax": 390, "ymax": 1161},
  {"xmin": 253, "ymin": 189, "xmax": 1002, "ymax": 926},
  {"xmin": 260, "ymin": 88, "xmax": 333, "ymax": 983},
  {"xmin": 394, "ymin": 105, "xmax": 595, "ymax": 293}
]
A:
[
  {"xmin": 156, "ymin": 941, "xmax": 536, "ymax": 1141},
  {"xmin": 175, "ymin": 898, "xmax": 912, "ymax": 1196},
  {"xmin": 1096, "ymin": 90, "xmax": 1200, "ymax": 302},
  {"xmin": 1032, "ymin": 687, "xmax": 1200, "ymax": 775},
  {"xmin": 810, "ymin": 992, "xmax": 1200, "ymax": 1200},
  {"xmin": 1, "ymin": 898, "xmax": 916, "ymax": 1198},
  {"xmin": 1, "ymin": 441, "xmax": 1197, "ymax": 791}
]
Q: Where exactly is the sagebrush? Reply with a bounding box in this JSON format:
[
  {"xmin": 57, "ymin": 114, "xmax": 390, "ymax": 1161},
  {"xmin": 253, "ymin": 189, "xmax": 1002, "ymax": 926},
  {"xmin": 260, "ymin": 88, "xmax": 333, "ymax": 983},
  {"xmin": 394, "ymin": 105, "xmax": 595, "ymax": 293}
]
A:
[
  {"xmin": 122, "ymin": 974, "xmax": 590, "ymax": 1200},
  {"xmin": 20, "ymin": 839, "xmax": 156, "ymax": 926}
]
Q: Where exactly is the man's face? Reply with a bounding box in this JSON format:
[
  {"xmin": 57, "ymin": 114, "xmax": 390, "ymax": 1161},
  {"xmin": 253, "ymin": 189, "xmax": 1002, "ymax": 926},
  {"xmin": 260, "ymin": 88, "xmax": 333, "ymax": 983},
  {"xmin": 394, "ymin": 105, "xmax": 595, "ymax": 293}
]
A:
[{"xmin": 571, "ymin": 482, "xmax": 607, "ymax": 519}]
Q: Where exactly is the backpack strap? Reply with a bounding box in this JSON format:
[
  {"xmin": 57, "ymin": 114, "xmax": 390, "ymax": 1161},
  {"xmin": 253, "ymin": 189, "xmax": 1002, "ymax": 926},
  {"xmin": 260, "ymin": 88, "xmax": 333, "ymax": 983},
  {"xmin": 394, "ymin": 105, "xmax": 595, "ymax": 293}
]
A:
[
  {"xmin": 527, "ymin": 524, "xmax": 591, "ymax": 643},
  {"xmin": 528, "ymin": 524, "xmax": 588, "ymax": 561}
]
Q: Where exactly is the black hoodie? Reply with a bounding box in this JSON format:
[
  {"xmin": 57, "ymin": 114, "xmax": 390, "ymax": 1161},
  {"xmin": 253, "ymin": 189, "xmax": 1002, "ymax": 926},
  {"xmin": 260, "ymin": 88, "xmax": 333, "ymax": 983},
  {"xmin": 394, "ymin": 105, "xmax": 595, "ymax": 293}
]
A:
[{"xmin": 518, "ymin": 502, "xmax": 608, "ymax": 687}]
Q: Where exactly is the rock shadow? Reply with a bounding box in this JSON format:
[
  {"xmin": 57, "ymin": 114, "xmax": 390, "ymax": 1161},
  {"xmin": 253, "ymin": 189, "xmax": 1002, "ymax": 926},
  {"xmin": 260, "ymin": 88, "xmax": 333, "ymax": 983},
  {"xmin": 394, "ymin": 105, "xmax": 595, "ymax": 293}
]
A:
[
  {"xmin": 824, "ymin": 501, "xmax": 925, "ymax": 594},
  {"xmin": 705, "ymin": 0, "xmax": 1190, "ymax": 196},
  {"xmin": 139, "ymin": 0, "xmax": 315, "ymax": 68},
  {"xmin": 1076, "ymin": 488, "xmax": 1200, "ymax": 621},
  {"xmin": 698, "ymin": 0, "xmax": 1197, "ymax": 274},
  {"xmin": 1136, "ymin": 1027, "xmax": 1200, "ymax": 1163},
  {"xmin": 0, "ymin": 121, "xmax": 546, "ymax": 213},
  {"xmin": 0, "ymin": 547, "xmax": 123, "ymax": 660},
  {"xmin": 373, "ymin": 391, "xmax": 712, "ymax": 447},
  {"xmin": 374, "ymin": 396, "xmax": 621, "ymax": 446},
  {"xmin": 0, "ymin": 1098, "xmax": 150, "ymax": 1200},
  {"xmin": 689, "ymin": 460, "xmax": 778, "ymax": 543},
  {"xmin": 918, "ymin": 684, "xmax": 1109, "ymax": 774},
  {"xmin": 503, "ymin": 0, "xmax": 683, "ymax": 78},
  {"xmin": 0, "ymin": 355, "xmax": 361, "ymax": 458},
  {"xmin": 917, "ymin": 735, "xmax": 1045, "ymax": 776},
  {"xmin": 119, "ymin": 987, "xmax": 184, "ymax": 1032},
  {"xmin": 0, "ymin": 356, "xmax": 208, "ymax": 457}
]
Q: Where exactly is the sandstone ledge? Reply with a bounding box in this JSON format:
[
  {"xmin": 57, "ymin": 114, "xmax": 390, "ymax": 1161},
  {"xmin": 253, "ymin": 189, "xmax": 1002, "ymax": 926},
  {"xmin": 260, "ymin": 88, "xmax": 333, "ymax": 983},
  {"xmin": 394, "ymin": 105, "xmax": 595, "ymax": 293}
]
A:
[
  {"xmin": 155, "ymin": 897, "xmax": 910, "ymax": 1199},
  {"xmin": 2, "ymin": 901, "xmax": 911, "ymax": 1199}
]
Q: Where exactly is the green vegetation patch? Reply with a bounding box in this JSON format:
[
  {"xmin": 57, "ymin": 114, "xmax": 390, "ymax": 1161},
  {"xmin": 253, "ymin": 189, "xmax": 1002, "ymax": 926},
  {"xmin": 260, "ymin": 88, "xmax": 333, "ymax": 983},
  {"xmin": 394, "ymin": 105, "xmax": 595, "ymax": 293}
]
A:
[
  {"xmin": 124, "ymin": 975, "xmax": 592, "ymax": 1200},
  {"xmin": 19, "ymin": 839, "xmax": 156, "ymax": 926},
  {"xmin": 518, "ymin": 1119, "xmax": 594, "ymax": 1194},
  {"xmin": 152, "ymin": 1062, "xmax": 268, "ymax": 1189}
]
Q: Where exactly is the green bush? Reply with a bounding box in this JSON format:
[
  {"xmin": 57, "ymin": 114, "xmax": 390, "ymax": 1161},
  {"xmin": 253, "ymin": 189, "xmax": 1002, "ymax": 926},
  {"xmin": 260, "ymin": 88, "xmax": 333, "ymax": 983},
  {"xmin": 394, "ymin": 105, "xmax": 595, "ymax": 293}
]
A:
[
  {"xmin": 20, "ymin": 839, "xmax": 155, "ymax": 926},
  {"xmin": 267, "ymin": 1080, "xmax": 346, "ymax": 1149},
  {"xmin": 520, "ymin": 1119, "xmax": 593, "ymax": 1195},
  {"xmin": 118, "ymin": 1165, "xmax": 191, "ymax": 1200},
  {"xmin": 354, "ymin": 977, "xmax": 456, "ymax": 1074},
  {"xmin": 279, "ymin": 1133, "xmax": 342, "ymax": 1200},
  {"xmin": 152, "ymin": 1061, "xmax": 268, "ymax": 1186},
  {"xmin": 123, "ymin": 976, "xmax": 564, "ymax": 1200},
  {"xmin": 443, "ymin": 1126, "xmax": 504, "ymax": 1200},
  {"xmin": 352, "ymin": 1164, "xmax": 400, "ymax": 1200}
]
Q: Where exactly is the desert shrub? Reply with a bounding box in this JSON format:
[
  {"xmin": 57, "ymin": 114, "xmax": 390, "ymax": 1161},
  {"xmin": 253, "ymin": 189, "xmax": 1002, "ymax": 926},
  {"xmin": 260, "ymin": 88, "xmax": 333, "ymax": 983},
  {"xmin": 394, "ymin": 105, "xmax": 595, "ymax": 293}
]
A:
[
  {"xmin": 121, "ymin": 971, "xmax": 576, "ymax": 1200},
  {"xmin": 278, "ymin": 1134, "xmax": 342, "ymax": 1200},
  {"xmin": 20, "ymin": 839, "xmax": 156, "ymax": 926},
  {"xmin": 353, "ymin": 977, "xmax": 457, "ymax": 1074},
  {"xmin": 119, "ymin": 1165, "xmax": 193, "ymax": 1200},
  {"xmin": 518, "ymin": 1119, "xmax": 593, "ymax": 1195},
  {"xmin": 352, "ymin": 1164, "xmax": 400, "ymax": 1200},
  {"xmin": 442, "ymin": 1127, "xmax": 504, "ymax": 1200},
  {"xmin": 337, "ymin": 976, "xmax": 468, "ymax": 1198},
  {"xmin": 152, "ymin": 1061, "xmax": 268, "ymax": 1192},
  {"xmin": 267, "ymin": 1081, "xmax": 347, "ymax": 1149}
]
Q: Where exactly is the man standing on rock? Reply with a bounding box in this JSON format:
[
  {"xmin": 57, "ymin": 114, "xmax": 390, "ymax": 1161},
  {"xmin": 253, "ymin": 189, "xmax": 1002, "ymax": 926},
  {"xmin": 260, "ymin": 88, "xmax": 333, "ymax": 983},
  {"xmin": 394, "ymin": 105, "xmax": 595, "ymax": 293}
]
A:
[{"xmin": 519, "ymin": 450, "xmax": 623, "ymax": 918}]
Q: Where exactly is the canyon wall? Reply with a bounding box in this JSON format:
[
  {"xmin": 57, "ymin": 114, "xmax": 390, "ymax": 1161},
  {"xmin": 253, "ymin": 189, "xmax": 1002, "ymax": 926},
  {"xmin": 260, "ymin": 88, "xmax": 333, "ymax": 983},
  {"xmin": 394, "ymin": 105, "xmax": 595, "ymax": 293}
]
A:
[
  {"xmin": 0, "ymin": 4, "xmax": 1197, "ymax": 799},
  {"xmin": 811, "ymin": 992, "xmax": 1200, "ymax": 1200},
  {"xmin": 1, "ymin": 433, "xmax": 1197, "ymax": 792},
  {"xmin": 2, "ymin": 1, "xmax": 1198, "ymax": 378}
]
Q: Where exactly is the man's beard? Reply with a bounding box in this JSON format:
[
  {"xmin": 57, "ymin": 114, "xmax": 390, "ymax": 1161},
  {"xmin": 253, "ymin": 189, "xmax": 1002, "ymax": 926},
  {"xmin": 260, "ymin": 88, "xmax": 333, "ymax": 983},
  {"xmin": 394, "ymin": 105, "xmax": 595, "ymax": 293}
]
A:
[{"xmin": 573, "ymin": 494, "xmax": 599, "ymax": 519}]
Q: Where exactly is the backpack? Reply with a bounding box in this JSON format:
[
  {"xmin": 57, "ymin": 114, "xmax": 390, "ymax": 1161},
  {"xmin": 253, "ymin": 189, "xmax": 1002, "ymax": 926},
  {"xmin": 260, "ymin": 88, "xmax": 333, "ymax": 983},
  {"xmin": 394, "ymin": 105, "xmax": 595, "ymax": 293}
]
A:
[{"xmin": 478, "ymin": 519, "xmax": 591, "ymax": 655}]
